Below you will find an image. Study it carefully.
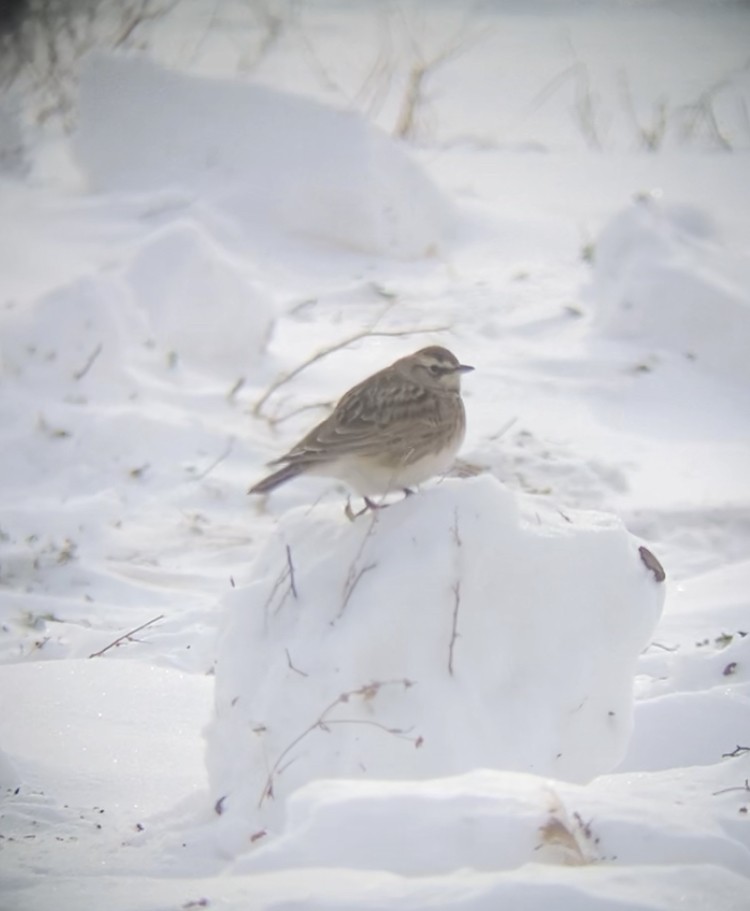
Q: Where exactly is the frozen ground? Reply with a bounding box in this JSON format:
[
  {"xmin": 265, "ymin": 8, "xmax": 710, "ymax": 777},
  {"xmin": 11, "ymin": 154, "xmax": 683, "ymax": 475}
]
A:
[{"xmin": 1, "ymin": 2, "xmax": 750, "ymax": 909}]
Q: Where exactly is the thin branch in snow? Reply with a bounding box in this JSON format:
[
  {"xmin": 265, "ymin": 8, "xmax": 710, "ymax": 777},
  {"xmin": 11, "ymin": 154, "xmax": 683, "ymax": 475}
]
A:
[
  {"xmin": 337, "ymin": 511, "xmax": 380, "ymax": 621},
  {"xmin": 340, "ymin": 562, "xmax": 377, "ymax": 617},
  {"xmin": 252, "ymin": 322, "xmax": 449, "ymax": 418},
  {"xmin": 721, "ymin": 746, "xmax": 750, "ymax": 759},
  {"xmin": 72, "ymin": 342, "xmax": 102, "ymax": 380},
  {"xmin": 266, "ymin": 400, "xmax": 334, "ymax": 428},
  {"xmin": 285, "ymin": 545, "xmax": 298, "ymax": 599},
  {"xmin": 712, "ymin": 778, "xmax": 750, "ymax": 796},
  {"xmin": 226, "ymin": 376, "xmax": 245, "ymax": 402},
  {"xmin": 264, "ymin": 544, "xmax": 301, "ymax": 618},
  {"xmin": 259, "ymin": 678, "xmax": 417, "ymax": 807},
  {"xmin": 192, "ymin": 437, "xmax": 235, "ymax": 482},
  {"xmin": 88, "ymin": 614, "xmax": 165, "ymax": 658},
  {"xmin": 285, "ymin": 648, "xmax": 308, "ymax": 677},
  {"xmin": 448, "ymin": 510, "xmax": 462, "ymax": 676},
  {"xmin": 448, "ymin": 580, "xmax": 461, "ymax": 676},
  {"xmin": 451, "ymin": 507, "xmax": 462, "ymax": 547},
  {"xmin": 643, "ymin": 641, "xmax": 679, "ymax": 653}
]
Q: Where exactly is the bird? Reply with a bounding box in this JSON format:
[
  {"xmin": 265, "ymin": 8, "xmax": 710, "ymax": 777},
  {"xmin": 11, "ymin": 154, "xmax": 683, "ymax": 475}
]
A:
[{"xmin": 248, "ymin": 345, "xmax": 474, "ymax": 507}]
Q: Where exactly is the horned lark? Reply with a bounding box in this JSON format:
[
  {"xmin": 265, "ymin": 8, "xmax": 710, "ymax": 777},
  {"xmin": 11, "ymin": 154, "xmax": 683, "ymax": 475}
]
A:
[{"xmin": 248, "ymin": 346, "xmax": 474, "ymax": 501}]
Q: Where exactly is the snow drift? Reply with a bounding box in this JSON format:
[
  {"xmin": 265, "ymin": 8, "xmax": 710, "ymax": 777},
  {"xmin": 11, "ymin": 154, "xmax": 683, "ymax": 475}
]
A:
[
  {"xmin": 207, "ymin": 476, "xmax": 665, "ymax": 850},
  {"xmin": 590, "ymin": 196, "xmax": 750, "ymax": 385},
  {"xmin": 73, "ymin": 53, "xmax": 451, "ymax": 259},
  {"xmin": 234, "ymin": 766, "xmax": 750, "ymax": 878},
  {"xmin": 125, "ymin": 220, "xmax": 274, "ymax": 376},
  {"xmin": 0, "ymin": 220, "xmax": 273, "ymax": 387}
]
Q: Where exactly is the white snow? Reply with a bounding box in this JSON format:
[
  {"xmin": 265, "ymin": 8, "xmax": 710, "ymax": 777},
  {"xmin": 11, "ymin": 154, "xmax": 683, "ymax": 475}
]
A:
[
  {"xmin": 125, "ymin": 220, "xmax": 275, "ymax": 376},
  {"xmin": 207, "ymin": 477, "xmax": 664, "ymax": 850},
  {"xmin": 590, "ymin": 195, "xmax": 750, "ymax": 385},
  {"xmin": 1, "ymin": 1, "xmax": 750, "ymax": 909},
  {"xmin": 74, "ymin": 53, "xmax": 452, "ymax": 259}
]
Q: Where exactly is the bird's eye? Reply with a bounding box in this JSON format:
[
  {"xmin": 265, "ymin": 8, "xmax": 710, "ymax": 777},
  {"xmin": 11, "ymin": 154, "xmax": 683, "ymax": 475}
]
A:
[{"xmin": 428, "ymin": 364, "xmax": 442, "ymax": 376}]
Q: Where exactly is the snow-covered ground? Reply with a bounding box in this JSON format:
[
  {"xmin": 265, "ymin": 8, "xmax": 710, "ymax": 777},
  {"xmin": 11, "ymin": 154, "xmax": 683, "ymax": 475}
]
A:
[{"xmin": 1, "ymin": 2, "xmax": 750, "ymax": 908}]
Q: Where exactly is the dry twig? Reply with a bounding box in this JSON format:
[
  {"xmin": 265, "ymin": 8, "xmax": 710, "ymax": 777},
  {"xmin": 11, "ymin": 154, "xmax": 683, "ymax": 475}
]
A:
[
  {"xmin": 285, "ymin": 648, "xmax": 308, "ymax": 677},
  {"xmin": 448, "ymin": 509, "xmax": 463, "ymax": 675},
  {"xmin": 252, "ymin": 324, "xmax": 448, "ymax": 418},
  {"xmin": 72, "ymin": 342, "xmax": 102, "ymax": 380},
  {"xmin": 722, "ymin": 746, "xmax": 750, "ymax": 759},
  {"xmin": 448, "ymin": 581, "xmax": 461, "ymax": 676},
  {"xmin": 192, "ymin": 437, "xmax": 235, "ymax": 481},
  {"xmin": 89, "ymin": 614, "xmax": 165, "ymax": 658},
  {"xmin": 259, "ymin": 678, "xmax": 417, "ymax": 806},
  {"xmin": 263, "ymin": 547, "xmax": 299, "ymax": 618},
  {"xmin": 337, "ymin": 512, "xmax": 380, "ymax": 621},
  {"xmin": 285, "ymin": 545, "xmax": 298, "ymax": 600},
  {"xmin": 713, "ymin": 778, "xmax": 750, "ymax": 796}
]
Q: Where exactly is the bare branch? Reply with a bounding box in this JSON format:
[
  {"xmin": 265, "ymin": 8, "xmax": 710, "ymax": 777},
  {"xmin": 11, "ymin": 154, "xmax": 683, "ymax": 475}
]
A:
[
  {"xmin": 263, "ymin": 556, "xmax": 297, "ymax": 618},
  {"xmin": 451, "ymin": 507, "xmax": 462, "ymax": 547},
  {"xmin": 192, "ymin": 436, "xmax": 235, "ymax": 482},
  {"xmin": 285, "ymin": 648, "xmax": 308, "ymax": 677},
  {"xmin": 643, "ymin": 641, "xmax": 679, "ymax": 653},
  {"xmin": 712, "ymin": 778, "xmax": 750, "ymax": 796},
  {"xmin": 340, "ymin": 562, "xmax": 378, "ymax": 616},
  {"xmin": 89, "ymin": 614, "xmax": 165, "ymax": 658},
  {"xmin": 285, "ymin": 544, "xmax": 298, "ymax": 600},
  {"xmin": 337, "ymin": 511, "xmax": 380, "ymax": 621},
  {"xmin": 112, "ymin": 0, "xmax": 182, "ymax": 49},
  {"xmin": 259, "ymin": 678, "xmax": 417, "ymax": 807},
  {"xmin": 448, "ymin": 580, "xmax": 461, "ymax": 676},
  {"xmin": 253, "ymin": 324, "xmax": 448, "ymax": 418},
  {"xmin": 266, "ymin": 400, "xmax": 334, "ymax": 428},
  {"xmin": 72, "ymin": 342, "xmax": 103, "ymax": 380},
  {"xmin": 394, "ymin": 60, "xmax": 428, "ymax": 140},
  {"xmin": 323, "ymin": 718, "xmax": 415, "ymax": 738},
  {"xmin": 722, "ymin": 745, "xmax": 750, "ymax": 759},
  {"xmin": 226, "ymin": 377, "xmax": 245, "ymax": 403},
  {"xmin": 393, "ymin": 8, "xmax": 492, "ymax": 140}
]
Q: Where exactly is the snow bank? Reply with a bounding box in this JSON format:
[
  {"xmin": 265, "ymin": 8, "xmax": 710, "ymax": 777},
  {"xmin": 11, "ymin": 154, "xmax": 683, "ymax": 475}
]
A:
[
  {"xmin": 125, "ymin": 221, "xmax": 273, "ymax": 376},
  {"xmin": 0, "ymin": 220, "xmax": 273, "ymax": 387},
  {"xmin": 7, "ymin": 864, "xmax": 750, "ymax": 911},
  {"xmin": 0, "ymin": 273, "xmax": 134, "ymax": 397},
  {"xmin": 73, "ymin": 53, "xmax": 451, "ymax": 259},
  {"xmin": 0, "ymin": 659, "xmax": 211, "ymax": 813},
  {"xmin": 589, "ymin": 197, "xmax": 750, "ymax": 385},
  {"xmin": 207, "ymin": 476, "xmax": 664, "ymax": 849},
  {"xmin": 237, "ymin": 766, "xmax": 750, "ymax": 878}
]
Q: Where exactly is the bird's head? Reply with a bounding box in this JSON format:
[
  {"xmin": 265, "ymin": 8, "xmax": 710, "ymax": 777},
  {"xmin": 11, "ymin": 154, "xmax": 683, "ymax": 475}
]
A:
[{"xmin": 403, "ymin": 346, "xmax": 474, "ymax": 392}]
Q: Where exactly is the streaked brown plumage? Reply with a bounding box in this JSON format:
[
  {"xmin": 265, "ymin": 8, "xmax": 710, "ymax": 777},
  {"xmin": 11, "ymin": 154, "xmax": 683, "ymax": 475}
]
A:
[{"xmin": 248, "ymin": 346, "xmax": 473, "ymax": 498}]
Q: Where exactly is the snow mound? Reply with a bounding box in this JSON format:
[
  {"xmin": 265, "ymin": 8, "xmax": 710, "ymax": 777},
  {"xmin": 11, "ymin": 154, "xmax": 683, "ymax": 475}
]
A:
[
  {"xmin": 207, "ymin": 476, "xmax": 664, "ymax": 849},
  {"xmin": 589, "ymin": 197, "xmax": 750, "ymax": 384},
  {"xmin": 74, "ymin": 53, "xmax": 451, "ymax": 259},
  {"xmin": 238, "ymin": 767, "xmax": 750, "ymax": 878},
  {"xmin": 0, "ymin": 219, "xmax": 274, "ymax": 387},
  {"xmin": 125, "ymin": 221, "xmax": 273, "ymax": 376},
  {"xmin": 0, "ymin": 274, "xmax": 133, "ymax": 396}
]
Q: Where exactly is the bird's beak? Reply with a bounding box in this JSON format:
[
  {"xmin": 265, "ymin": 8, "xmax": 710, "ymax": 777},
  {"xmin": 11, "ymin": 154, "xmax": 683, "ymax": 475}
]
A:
[{"xmin": 456, "ymin": 364, "xmax": 474, "ymax": 374}]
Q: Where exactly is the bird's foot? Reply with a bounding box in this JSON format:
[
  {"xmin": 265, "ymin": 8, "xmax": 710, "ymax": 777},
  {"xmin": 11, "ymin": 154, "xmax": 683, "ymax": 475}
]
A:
[{"xmin": 344, "ymin": 496, "xmax": 389, "ymax": 522}]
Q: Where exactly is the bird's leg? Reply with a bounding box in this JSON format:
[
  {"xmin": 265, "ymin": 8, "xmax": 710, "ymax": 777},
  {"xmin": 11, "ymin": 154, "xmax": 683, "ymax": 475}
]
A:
[
  {"xmin": 344, "ymin": 497, "xmax": 375, "ymax": 521},
  {"xmin": 344, "ymin": 496, "xmax": 390, "ymax": 522}
]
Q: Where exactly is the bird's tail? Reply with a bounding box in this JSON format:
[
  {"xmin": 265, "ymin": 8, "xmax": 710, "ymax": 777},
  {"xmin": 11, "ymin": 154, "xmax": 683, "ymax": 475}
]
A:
[{"xmin": 248, "ymin": 461, "xmax": 304, "ymax": 495}]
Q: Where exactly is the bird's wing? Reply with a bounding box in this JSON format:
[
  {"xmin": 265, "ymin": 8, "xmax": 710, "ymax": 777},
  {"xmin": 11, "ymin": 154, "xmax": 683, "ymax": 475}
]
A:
[{"xmin": 276, "ymin": 371, "xmax": 444, "ymax": 466}]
